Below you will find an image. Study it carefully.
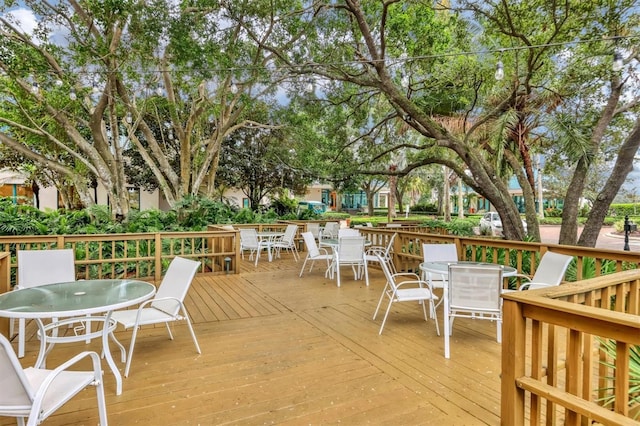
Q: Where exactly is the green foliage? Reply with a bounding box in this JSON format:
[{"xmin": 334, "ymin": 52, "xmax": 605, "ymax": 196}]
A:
[
  {"xmin": 446, "ymin": 219, "xmax": 476, "ymax": 236},
  {"xmin": 410, "ymin": 202, "xmax": 438, "ymax": 214},
  {"xmin": 321, "ymin": 211, "xmax": 350, "ymax": 220},
  {"xmin": 597, "ymin": 339, "xmax": 640, "ymax": 419},
  {"xmin": 544, "ymin": 208, "xmax": 563, "ymax": 217},
  {"xmin": 172, "ymin": 196, "xmax": 237, "ymax": 230},
  {"xmin": 609, "ymin": 204, "xmax": 640, "ymax": 218},
  {"xmin": 297, "ymin": 209, "xmax": 320, "ymax": 220},
  {"xmin": 269, "ymin": 196, "xmax": 298, "ymax": 217}
]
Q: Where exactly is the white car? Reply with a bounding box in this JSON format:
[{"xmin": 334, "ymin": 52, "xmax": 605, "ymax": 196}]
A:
[
  {"xmin": 479, "ymin": 212, "xmax": 503, "ymax": 235},
  {"xmin": 479, "ymin": 212, "xmax": 527, "ymax": 236}
]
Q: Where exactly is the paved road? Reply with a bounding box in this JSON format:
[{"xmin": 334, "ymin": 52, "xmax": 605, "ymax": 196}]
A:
[{"xmin": 538, "ymin": 225, "xmax": 638, "ymax": 251}]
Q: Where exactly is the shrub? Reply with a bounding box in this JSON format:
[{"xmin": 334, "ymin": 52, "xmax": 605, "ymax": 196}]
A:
[
  {"xmin": 410, "ymin": 202, "xmax": 438, "ymax": 214},
  {"xmin": 321, "ymin": 211, "xmax": 351, "ymax": 220}
]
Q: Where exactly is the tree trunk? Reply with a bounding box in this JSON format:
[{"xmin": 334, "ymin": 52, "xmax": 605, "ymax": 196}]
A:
[
  {"xmin": 559, "ymin": 78, "xmax": 622, "ymax": 246},
  {"xmin": 578, "ymin": 118, "xmax": 640, "ymax": 247}
]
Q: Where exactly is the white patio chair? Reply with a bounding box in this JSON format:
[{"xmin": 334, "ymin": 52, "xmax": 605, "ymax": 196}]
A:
[
  {"xmin": 373, "ymin": 253, "xmax": 439, "ymax": 335},
  {"xmin": 445, "ymin": 263, "xmax": 503, "ymax": 359},
  {"xmin": 240, "ymin": 228, "xmax": 273, "ymax": 266},
  {"xmin": 365, "ymin": 232, "xmax": 397, "ymax": 274},
  {"xmin": 14, "ymin": 249, "xmax": 76, "ymax": 358},
  {"xmin": 338, "ymin": 228, "xmax": 360, "ymax": 238},
  {"xmin": 306, "ymin": 223, "xmax": 321, "ymax": 240},
  {"xmin": 299, "ymin": 232, "xmax": 333, "ymax": 277},
  {"xmin": 322, "ymin": 222, "xmax": 340, "ymax": 238},
  {"xmin": 512, "ymin": 251, "xmax": 573, "ymax": 290},
  {"xmin": 110, "ymin": 256, "xmax": 202, "ymax": 377},
  {"xmin": 273, "ymin": 224, "xmax": 299, "ymax": 261},
  {"xmin": 332, "ymin": 236, "xmax": 368, "ymax": 287},
  {"xmin": 0, "ymin": 333, "xmax": 108, "ymax": 426},
  {"xmin": 421, "ymin": 243, "xmax": 458, "ymax": 316}
]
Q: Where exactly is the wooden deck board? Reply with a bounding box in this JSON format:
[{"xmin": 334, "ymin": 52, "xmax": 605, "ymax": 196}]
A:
[{"xmin": 1, "ymin": 254, "xmax": 505, "ymax": 425}]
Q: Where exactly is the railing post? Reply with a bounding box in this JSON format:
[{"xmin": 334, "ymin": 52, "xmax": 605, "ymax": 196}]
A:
[
  {"xmin": 155, "ymin": 233, "xmax": 162, "ymax": 282},
  {"xmin": 0, "ymin": 253, "xmax": 10, "ymax": 338},
  {"xmin": 501, "ymin": 297, "xmax": 526, "ymax": 425}
]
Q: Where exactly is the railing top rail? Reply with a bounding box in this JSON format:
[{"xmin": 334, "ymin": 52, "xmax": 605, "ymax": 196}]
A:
[{"xmin": 502, "ymin": 270, "xmax": 640, "ymax": 343}]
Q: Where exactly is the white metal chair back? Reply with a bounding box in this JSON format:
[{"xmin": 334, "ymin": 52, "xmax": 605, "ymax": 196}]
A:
[
  {"xmin": 306, "ymin": 223, "xmax": 321, "ymax": 239},
  {"xmin": 337, "ymin": 236, "xmax": 366, "ymax": 262},
  {"xmin": 302, "ymin": 231, "xmax": 321, "ymax": 258},
  {"xmin": 445, "ymin": 264, "xmax": 503, "ymax": 358},
  {"xmin": 338, "ymin": 228, "xmax": 360, "ymax": 238},
  {"xmin": 0, "ymin": 333, "xmax": 108, "ymax": 425},
  {"xmin": 0, "ymin": 336, "xmax": 33, "ymax": 405},
  {"xmin": 151, "ymin": 256, "xmax": 200, "ymax": 316},
  {"xmin": 421, "ymin": 243, "xmax": 458, "ymax": 316},
  {"xmin": 525, "ymin": 252, "xmax": 573, "ymax": 289},
  {"xmin": 282, "ymin": 224, "xmax": 298, "ymax": 243},
  {"xmin": 17, "ymin": 249, "xmax": 76, "ymax": 288},
  {"xmin": 323, "ymin": 222, "xmax": 339, "ymax": 238},
  {"xmin": 15, "ymin": 249, "xmax": 76, "ymax": 358},
  {"xmin": 422, "ymin": 243, "xmax": 458, "ymax": 263},
  {"xmin": 333, "ymin": 236, "xmax": 367, "ymax": 287},
  {"xmin": 239, "ymin": 228, "xmax": 260, "ymax": 249},
  {"xmin": 365, "ymin": 233, "xmax": 397, "ymax": 273}
]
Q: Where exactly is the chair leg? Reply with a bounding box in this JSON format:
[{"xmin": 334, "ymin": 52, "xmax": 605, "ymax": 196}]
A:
[
  {"xmin": 372, "ymin": 286, "xmax": 388, "ymax": 320},
  {"xmin": 18, "ymin": 318, "xmax": 25, "ymax": 358},
  {"xmin": 444, "ymin": 304, "xmax": 451, "ymax": 359},
  {"xmin": 363, "ymin": 261, "xmax": 369, "ymax": 286},
  {"xmin": 109, "ymin": 330, "xmax": 127, "ymax": 363},
  {"xmin": 182, "ymin": 307, "xmax": 201, "ymax": 354},
  {"xmin": 299, "ymin": 256, "xmax": 309, "ymax": 277},
  {"xmin": 164, "ymin": 322, "xmax": 175, "ymax": 340},
  {"xmin": 124, "ymin": 325, "xmax": 140, "ymax": 378},
  {"xmin": 336, "ymin": 264, "xmax": 341, "ymax": 287},
  {"xmin": 378, "ymin": 299, "xmax": 394, "ymax": 335}
]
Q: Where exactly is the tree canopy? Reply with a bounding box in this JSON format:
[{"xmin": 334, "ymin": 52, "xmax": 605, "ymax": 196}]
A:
[{"xmin": 0, "ymin": 0, "xmax": 638, "ymax": 246}]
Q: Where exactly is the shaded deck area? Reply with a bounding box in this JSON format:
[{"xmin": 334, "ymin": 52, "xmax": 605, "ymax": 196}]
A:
[{"xmin": 1, "ymin": 254, "xmax": 504, "ymax": 425}]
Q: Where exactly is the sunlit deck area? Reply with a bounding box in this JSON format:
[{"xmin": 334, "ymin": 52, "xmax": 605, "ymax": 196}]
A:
[{"xmin": 1, "ymin": 253, "xmax": 505, "ymax": 425}]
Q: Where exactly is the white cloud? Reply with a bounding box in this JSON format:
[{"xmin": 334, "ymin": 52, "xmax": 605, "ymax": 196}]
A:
[{"xmin": 5, "ymin": 8, "xmax": 38, "ymax": 36}]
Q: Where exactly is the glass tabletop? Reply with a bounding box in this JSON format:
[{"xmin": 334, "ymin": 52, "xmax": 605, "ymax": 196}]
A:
[
  {"xmin": 319, "ymin": 238, "xmax": 372, "ymax": 247},
  {"xmin": 420, "ymin": 261, "xmax": 517, "ymax": 276},
  {"xmin": 0, "ymin": 279, "xmax": 156, "ymax": 318}
]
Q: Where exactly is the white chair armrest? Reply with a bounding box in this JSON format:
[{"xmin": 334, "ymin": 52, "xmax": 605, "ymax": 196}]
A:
[
  {"xmin": 518, "ymin": 282, "xmax": 554, "ymax": 291},
  {"xmin": 392, "ymin": 272, "xmax": 420, "ymax": 280},
  {"xmin": 30, "ymin": 351, "xmax": 103, "ymax": 413},
  {"xmin": 512, "ymin": 273, "xmax": 532, "ymax": 282}
]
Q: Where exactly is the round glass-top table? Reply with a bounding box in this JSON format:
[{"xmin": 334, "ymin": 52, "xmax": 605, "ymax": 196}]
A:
[
  {"xmin": 419, "ymin": 261, "xmax": 517, "ymax": 277},
  {"xmin": 0, "ymin": 279, "xmax": 156, "ymax": 395}
]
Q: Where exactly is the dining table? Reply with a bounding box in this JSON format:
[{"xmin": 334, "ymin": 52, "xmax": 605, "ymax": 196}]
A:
[
  {"xmin": 256, "ymin": 231, "xmax": 285, "ymax": 262},
  {"xmin": 0, "ymin": 278, "xmax": 156, "ymax": 395},
  {"xmin": 420, "ymin": 260, "xmax": 517, "ymax": 278},
  {"xmin": 419, "ymin": 260, "xmax": 518, "ymax": 294}
]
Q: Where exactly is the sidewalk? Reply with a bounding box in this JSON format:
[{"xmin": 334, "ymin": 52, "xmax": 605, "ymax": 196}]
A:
[{"xmin": 540, "ymin": 225, "xmax": 637, "ymax": 251}]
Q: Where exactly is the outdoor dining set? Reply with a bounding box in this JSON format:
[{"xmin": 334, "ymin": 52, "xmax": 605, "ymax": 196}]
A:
[
  {"xmin": 0, "ymin": 251, "xmax": 203, "ymax": 425},
  {"xmin": 295, "ymin": 226, "xmax": 574, "ymax": 359}
]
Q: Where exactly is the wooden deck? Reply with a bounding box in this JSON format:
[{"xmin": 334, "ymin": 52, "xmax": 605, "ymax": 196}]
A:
[{"xmin": 1, "ymin": 254, "xmax": 504, "ymax": 425}]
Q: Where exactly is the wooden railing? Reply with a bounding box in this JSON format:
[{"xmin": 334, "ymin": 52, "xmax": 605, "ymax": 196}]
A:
[
  {"xmin": 0, "ymin": 230, "xmax": 238, "ymax": 285},
  {"xmin": 501, "ymin": 271, "xmax": 640, "ymax": 425},
  {"xmin": 356, "ymin": 228, "xmax": 640, "ymax": 284},
  {"xmin": 2, "ymin": 226, "xmax": 638, "ymax": 287}
]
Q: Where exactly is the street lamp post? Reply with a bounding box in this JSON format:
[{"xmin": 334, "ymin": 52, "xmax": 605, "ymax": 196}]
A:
[{"xmin": 623, "ymin": 215, "xmax": 636, "ymax": 251}]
